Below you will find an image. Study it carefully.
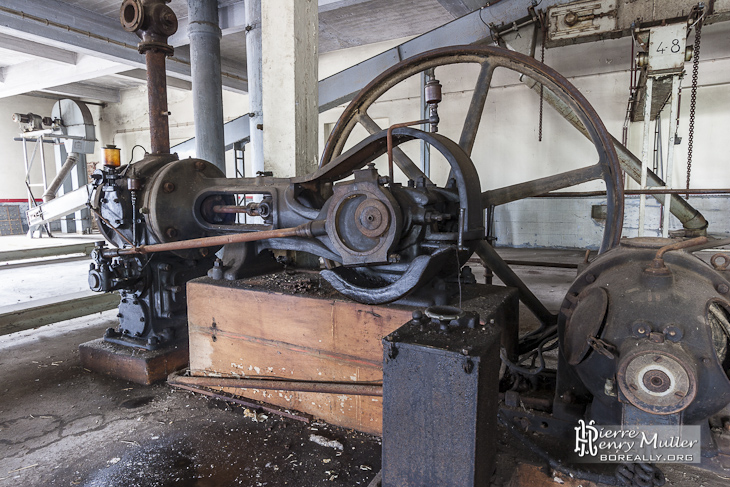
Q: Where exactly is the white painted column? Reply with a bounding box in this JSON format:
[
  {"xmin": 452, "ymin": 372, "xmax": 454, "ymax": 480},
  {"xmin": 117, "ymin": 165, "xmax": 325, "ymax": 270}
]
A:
[
  {"xmin": 245, "ymin": 0, "xmax": 264, "ymax": 176},
  {"xmin": 188, "ymin": 0, "xmax": 226, "ymax": 172},
  {"xmin": 662, "ymin": 75, "xmax": 681, "ymax": 238},
  {"xmin": 261, "ymin": 0, "xmax": 318, "ymax": 177}
]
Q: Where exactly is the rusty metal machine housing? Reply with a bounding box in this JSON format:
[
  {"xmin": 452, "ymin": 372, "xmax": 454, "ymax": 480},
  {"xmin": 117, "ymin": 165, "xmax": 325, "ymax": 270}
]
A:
[
  {"xmin": 556, "ymin": 237, "xmax": 730, "ymax": 428},
  {"xmin": 90, "ymin": 129, "xmax": 482, "ymax": 348},
  {"xmin": 496, "ymin": 237, "xmax": 730, "ymax": 484}
]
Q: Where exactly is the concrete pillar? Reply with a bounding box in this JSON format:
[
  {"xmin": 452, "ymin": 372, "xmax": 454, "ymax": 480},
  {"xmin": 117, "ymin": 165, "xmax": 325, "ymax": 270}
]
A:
[
  {"xmin": 261, "ymin": 0, "xmax": 318, "ymax": 177},
  {"xmin": 188, "ymin": 0, "xmax": 226, "ymax": 172},
  {"xmin": 245, "ymin": 0, "xmax": 264, "ymax": 176}
]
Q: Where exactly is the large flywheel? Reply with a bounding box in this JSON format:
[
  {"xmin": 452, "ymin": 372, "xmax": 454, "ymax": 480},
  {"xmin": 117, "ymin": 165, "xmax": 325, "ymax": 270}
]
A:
[{"xmin": 321, "ymin": 46, "xmax": 624, "ymax": 330}]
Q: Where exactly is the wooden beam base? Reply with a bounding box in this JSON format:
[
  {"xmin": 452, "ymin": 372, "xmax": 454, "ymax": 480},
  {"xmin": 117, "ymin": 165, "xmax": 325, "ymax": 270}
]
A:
[
  {"xmin": 79, "ymin": 338, "xmax": 188, "ymax": 385},
  {"xmin": 187, "ymin": 272, "xmax": 519, "ymax": 435},
  {"xmin": 508, "ymin": 463, "xmax": 600, "ymax": 487},
  {"xmin": 0, "ymin": 292, "xmax": 119, "ymax": 336}
]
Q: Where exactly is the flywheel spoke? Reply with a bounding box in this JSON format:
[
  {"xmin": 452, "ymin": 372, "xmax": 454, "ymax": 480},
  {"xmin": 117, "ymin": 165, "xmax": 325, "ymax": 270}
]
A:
[
  {"xmin": 459, "ymin": 61, "xmax": 495, "ymax": 156},
  {"xmin": 481, "ymin": 164, "xmax": 604, "ymax": 207}
]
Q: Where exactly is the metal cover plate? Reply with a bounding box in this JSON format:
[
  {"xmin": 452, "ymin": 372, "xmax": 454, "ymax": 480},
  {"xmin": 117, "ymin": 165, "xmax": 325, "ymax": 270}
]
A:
[
  {"xmin": 647, "ymin": 24, "xmax": 687, "ymax": 73},
  {"xmin": 548, "ymin": 0, "xmax": 617, "ymax": 41},
  {"xmin": 564, "ymin": 286, "xmax": 608, "ymax": 365}
]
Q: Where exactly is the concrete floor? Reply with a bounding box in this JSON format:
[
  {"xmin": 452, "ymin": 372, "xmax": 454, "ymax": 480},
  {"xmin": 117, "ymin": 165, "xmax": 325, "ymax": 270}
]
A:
[{"xmin": 0, "ymin": 243, "xmax": 728, "ymax": 486}]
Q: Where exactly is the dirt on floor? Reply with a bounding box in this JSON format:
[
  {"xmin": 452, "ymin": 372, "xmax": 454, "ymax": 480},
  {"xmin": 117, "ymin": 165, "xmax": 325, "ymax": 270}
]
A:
[{"xmin": 0, "ymin": 312, "xmax": 383, "ymax": 487}]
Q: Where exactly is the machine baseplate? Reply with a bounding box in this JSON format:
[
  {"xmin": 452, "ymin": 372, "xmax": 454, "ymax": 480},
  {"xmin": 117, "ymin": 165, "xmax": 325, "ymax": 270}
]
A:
[{"xmin": 79, "ymin": 337, "xmax": 188, "ymax": 385}]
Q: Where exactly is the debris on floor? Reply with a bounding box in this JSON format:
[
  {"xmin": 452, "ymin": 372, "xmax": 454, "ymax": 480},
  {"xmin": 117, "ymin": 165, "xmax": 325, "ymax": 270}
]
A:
[{"xmin": 309, "ymin": 434, "xmax": 345, "ymax": 451}]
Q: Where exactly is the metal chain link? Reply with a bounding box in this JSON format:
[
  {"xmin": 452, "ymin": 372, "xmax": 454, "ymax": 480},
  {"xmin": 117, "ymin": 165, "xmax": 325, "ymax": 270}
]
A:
[
  {"xmin": 538, "ymin": 26, "xmax": 546, "ymax": 142},
  {"xmin": 686, "ymin": 15, "xmax": 703, "ymax": 198}
]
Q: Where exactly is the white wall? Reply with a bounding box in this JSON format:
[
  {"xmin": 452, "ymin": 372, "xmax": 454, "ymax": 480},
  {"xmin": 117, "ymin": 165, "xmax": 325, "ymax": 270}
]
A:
[{"xmin": 99, "ymin": 87, "xmax": 249, "ymax": 177}]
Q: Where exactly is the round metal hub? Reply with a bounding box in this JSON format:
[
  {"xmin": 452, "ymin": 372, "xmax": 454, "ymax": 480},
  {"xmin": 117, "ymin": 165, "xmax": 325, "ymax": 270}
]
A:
[
  {"xmin": 355, "ymin": 199, "xmax": 389, "ymax": 238},
  {"xmin": 643, "ymin": 369, "xmax": 671, "ymax": 393},
  {"xmin": 618, "ymin": 350, "xmax": 696, "ymax": 415}
]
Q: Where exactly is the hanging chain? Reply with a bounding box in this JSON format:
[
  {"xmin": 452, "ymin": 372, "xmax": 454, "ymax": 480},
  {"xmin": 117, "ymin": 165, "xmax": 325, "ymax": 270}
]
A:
[
  {"xmin": 538, "ymin": 26, "xmax": 546, "ymax": 142},
  {"xmin": 686, "ymin": 11, "xmax": 703, "ymax": 198}
]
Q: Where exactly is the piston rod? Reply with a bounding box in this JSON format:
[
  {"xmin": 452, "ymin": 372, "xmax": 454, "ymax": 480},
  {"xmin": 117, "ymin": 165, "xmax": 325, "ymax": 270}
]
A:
[{"xmin": 103, "ymin": 220, "xmax": 326, "ymax": 257}]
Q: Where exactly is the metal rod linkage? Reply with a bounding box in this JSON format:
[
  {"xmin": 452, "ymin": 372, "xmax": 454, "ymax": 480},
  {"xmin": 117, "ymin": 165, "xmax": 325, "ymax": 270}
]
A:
[
  {"xmin": 103, "ymin": 220, "xmax": 326, "ymax": 257},
  {"xmin": 169, "ymin": 373, "xmax": 383, "ymax": 397}
]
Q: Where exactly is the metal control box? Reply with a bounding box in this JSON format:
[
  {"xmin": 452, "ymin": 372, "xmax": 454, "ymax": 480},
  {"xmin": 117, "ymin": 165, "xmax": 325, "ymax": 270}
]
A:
[{"xmin": 381, "ymin": 287, "xmax": 514, "ymax": 487}]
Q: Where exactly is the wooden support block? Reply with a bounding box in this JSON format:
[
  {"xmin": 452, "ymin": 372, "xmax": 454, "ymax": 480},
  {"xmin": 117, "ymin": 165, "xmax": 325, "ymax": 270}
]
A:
[
  {"xmin": 79, "ymin": 338, "xmax": 188, "ymax": 386},
  {"xmin": 187, "ymin": 274, "xmax": 519, "ymax": 435},
  {"xmin": 188, "ymin": 275, "xmax": 413, "ymax": 435}
]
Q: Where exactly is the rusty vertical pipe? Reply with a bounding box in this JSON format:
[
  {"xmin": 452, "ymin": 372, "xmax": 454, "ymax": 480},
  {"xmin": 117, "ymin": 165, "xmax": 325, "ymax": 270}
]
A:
[
  {"xmin": 146, "ymin": 50, "xmax": 170, "ymax": 154},
  {"xmin": 120, "ymin": 0, "xmax": 177, "ymax": 155}
]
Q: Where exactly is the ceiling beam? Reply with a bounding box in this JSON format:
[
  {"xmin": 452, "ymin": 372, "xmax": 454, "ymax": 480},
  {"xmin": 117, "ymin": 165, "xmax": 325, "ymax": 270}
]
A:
[
  {"xmin": 0, "ymin": 54, "xmax": 128, "ymax": 99},
  {"xmin": 113, "ymin": 69, "xmax": 193, "ymax": 91},
  {"xmin": 42, "ymin": 82, "xmax": 120, "ymax": 103},
  {"xmin": 435, "ymin": 0, "xmax": 484, "ymax": 18},
  {"xmin": 317, "ymin": 0, "xmax": 373, "ymax": 13},
  {"xmin": 169, "ymin": 0, "xmax": 247, "ymax": 47},
  {"xmin": 0, "ymin": 32, "xmax": 76, "ymax": 64},
  {"xmin": 0, "ymin": 0, "xmax": 246, "ymax": 93}
]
